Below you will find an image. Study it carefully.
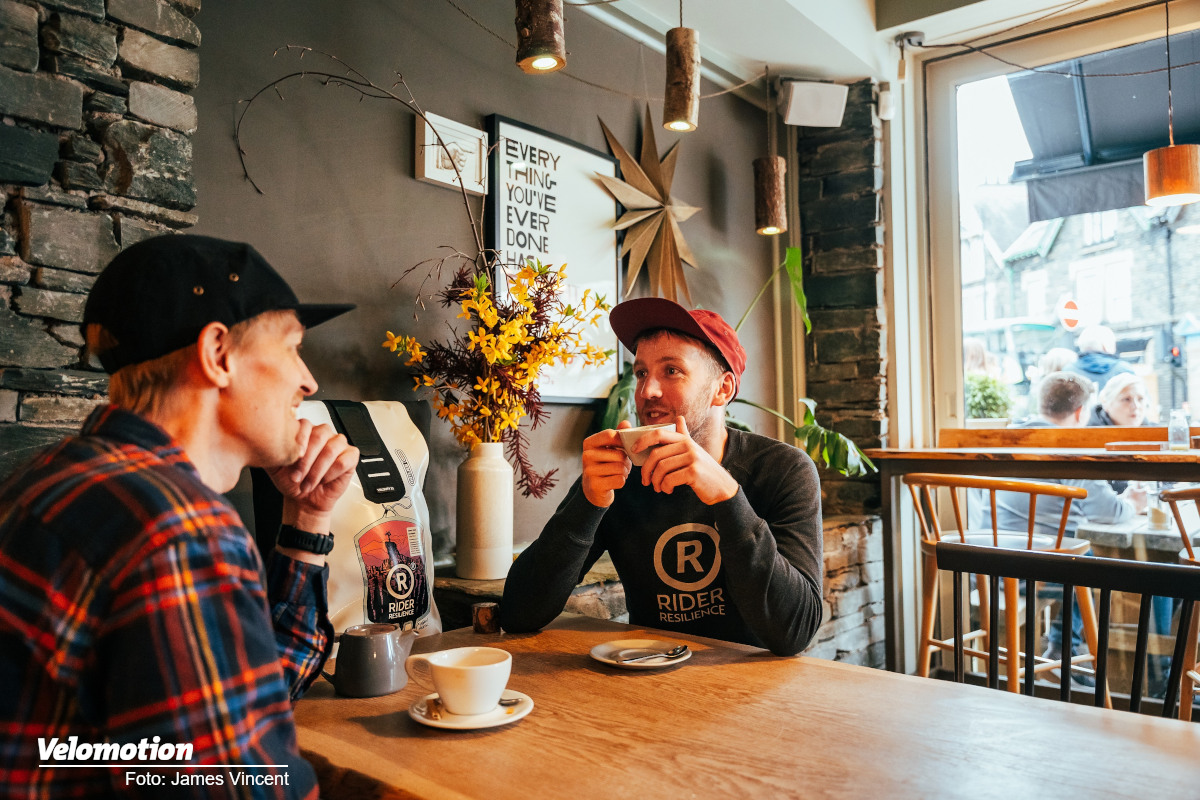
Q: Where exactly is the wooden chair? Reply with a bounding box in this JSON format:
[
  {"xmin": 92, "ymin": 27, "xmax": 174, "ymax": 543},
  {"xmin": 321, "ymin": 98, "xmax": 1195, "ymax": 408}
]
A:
[
  {"xmin": 905, "ymin": 474, "xmax": 1104, "ymax": 700},
  {"xmin": 936, "ymin": 542, "xmax": 1200, "ymax": 716},
  {"xmin": 1159, "ymin": 484, "xmax": 1200, "ymax": 720}
]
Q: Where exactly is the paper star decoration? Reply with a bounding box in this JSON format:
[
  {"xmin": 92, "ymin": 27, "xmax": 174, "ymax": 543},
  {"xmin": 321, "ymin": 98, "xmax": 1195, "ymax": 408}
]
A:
[{"xmin": 597, "ymin": 106, "xmax": 701, "ymax": 306}]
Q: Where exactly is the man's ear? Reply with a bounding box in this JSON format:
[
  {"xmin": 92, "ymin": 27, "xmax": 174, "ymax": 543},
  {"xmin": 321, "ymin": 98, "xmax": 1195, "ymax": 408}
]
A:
[
  {"xmin": 195, "ymin": 321, "xmax": 234, "ymax": 389},
  {"xmin": 711, "ymin": 372, "xmax": 737, "ymax": 408}
]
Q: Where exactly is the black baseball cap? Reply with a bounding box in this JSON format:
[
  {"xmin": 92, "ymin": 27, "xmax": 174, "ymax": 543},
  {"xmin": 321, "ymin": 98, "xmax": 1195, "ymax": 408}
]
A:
[{"xmin": 83, "ymin": 234, "xmax": 355, "ymax": 373}]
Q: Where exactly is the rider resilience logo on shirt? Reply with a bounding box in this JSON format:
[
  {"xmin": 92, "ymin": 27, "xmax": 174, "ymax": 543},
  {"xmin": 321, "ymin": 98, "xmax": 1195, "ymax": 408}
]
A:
[{"xmin": 653, "ymin": 523, "xmax": 727, "ymax": 623}]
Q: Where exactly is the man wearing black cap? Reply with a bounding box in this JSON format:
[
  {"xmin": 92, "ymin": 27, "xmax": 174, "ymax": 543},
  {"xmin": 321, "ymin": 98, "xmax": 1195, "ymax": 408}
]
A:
[
  {"xmin": 0, "ymin": 235, "xmax": 357, "ymax": 797},
  {"xmin": 502, "ymin": 298, "xmax": 823, "ymax": 656}
]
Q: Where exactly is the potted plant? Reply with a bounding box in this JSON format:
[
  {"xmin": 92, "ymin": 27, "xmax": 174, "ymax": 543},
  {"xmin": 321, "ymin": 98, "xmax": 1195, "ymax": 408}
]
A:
[{"xmin": 964, "ymin": 373, "xmax": 1012, "ymax": 428}]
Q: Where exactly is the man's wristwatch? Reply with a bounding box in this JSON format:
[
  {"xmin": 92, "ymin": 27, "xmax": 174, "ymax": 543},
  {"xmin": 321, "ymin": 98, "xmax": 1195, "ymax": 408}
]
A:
[{"xmin": 276, "ymin": 524, "xmax": 334, "ymax": 555}]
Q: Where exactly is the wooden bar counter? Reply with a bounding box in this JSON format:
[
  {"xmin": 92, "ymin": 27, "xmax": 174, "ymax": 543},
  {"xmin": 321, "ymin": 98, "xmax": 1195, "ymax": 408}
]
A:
[{"xmin": 294, "ymin": 615, "xmax": 1199, "ymax": 799}]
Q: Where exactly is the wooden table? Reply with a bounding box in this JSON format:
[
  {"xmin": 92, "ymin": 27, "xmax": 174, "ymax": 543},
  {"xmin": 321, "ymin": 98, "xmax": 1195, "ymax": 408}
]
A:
[
  {"xmin": 294, "ymin": 615, "xmax": 1199, "ymax": 799},
  {"xmin": 865, "ymin": 445, "xmax": 1200, "ymax": 671}
]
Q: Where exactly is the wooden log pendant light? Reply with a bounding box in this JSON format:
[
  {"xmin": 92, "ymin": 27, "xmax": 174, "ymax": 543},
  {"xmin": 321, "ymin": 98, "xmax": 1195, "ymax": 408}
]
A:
[
  {"xmin": 755, "ymin": 73, "xmax": 787, "ymax": 235},
  {"xmin": 515, "ymin": 0, "xmax": 566, "ymax": 74},
  {"xmin": 1145, "ymin": 0, "xmax": 1200, "ymax": 206},
  {"xmin": 663, "ymin": 3, "xmax": 699, "ymax": 132}
]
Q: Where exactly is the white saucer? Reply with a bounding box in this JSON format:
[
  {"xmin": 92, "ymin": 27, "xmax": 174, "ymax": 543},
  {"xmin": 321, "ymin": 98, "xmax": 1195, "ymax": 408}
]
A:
[
  {"xmin": 408, "ymin": 690, "xmax": 533, "ymax": 730},
  {"xmin": 589, "ymin": 638, "xmax": 692, "ymax": 670}
]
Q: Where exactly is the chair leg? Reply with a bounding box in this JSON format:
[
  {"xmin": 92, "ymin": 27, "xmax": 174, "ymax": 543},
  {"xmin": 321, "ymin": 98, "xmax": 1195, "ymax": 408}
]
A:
[
  {"xmin": 918, "ymin": 553, "xmax": 939, "ymax": 678},
  {"xmin": 1074, "ymin": 585, "xmax": 1112, "ymax": 710},
  {"xmin": 1181, "ymin": 600, "xmax": 1199, "ymax": 722},
  {"xmin": 976, "ymin": 572, "xmax": 990, "ymax": 656},
  {"xmin": 1004, "ymin": 577, "xmax": 1021, "ymax": 693}
]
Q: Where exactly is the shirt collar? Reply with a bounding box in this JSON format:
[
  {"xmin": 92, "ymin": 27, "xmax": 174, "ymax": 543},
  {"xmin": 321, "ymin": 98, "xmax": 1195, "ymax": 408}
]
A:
[{"xmin": 82, "ymin": 404, "xmax": 195, "ymax": 471}]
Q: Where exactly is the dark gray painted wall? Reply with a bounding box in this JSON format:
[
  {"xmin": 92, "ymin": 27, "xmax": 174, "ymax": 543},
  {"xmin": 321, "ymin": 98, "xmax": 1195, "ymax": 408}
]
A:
[{"xmin": 191, "ymin": 0, "xmax": 776, "ymax": 556}]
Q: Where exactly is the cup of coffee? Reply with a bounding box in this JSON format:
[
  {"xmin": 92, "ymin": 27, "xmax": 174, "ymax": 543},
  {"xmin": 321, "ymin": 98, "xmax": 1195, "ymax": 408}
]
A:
[
  {"xmin": 617, "ymin": 423, "xmax": 674, "ymax": 466},
  {"xmin": 321, "ymin": 623, "xmax": 416, "ymax": 698},
  {"xmin": 405, "ymin": 646, "xmax": 511, "ymax": 716}
]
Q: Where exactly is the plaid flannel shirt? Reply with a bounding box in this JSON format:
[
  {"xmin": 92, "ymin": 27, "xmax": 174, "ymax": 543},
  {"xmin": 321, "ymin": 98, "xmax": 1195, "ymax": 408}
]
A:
[{"xmin": 0, "ymin": 406, "xmax": 333, "ymax": 798}]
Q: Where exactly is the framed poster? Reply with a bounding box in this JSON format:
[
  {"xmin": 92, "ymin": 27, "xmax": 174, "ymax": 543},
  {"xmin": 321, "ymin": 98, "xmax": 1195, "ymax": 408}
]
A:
[
  {"xmin": 486, "ymin": 115, "xmax": 621, "ymax": 403},
  {"xmin": 414, "ymin": 112, "xmax": 488, "ymax": 196}
]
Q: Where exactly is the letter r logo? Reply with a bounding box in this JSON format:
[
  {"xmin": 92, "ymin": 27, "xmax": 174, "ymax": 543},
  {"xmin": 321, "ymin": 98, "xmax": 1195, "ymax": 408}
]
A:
[{"xmin": 676, "ymin": 540, "xmax": 703, "ymax": 573}]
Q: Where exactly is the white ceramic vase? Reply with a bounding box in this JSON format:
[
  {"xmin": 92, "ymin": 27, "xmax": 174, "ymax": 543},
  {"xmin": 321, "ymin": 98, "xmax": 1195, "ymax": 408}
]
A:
[{"xmin": 455, "ymin": 442, "xmax": 513, "ymax": 579}]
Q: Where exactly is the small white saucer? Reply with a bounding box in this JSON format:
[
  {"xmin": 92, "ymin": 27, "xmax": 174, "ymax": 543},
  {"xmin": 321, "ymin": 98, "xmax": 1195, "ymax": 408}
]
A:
[
  {"xmin": 408, "ymin": 690, "xmax": 533, "ymax": 730},
  {"xmin": 589, "ymin": 638, "xmax": 692, "ymax": 670}
]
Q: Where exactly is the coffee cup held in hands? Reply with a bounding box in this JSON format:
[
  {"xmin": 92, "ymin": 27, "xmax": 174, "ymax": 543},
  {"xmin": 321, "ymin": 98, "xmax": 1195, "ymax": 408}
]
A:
[
  {"xmin": 617, "ymin": 423, "xmax": 674, "ymax": 466},
  {"xmin": 405, "ymin": 646, "xmax": 512, "ymax": 716}
]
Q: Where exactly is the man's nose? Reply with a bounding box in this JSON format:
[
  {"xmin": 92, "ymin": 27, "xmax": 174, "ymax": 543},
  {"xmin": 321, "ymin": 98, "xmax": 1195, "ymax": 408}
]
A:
[
  {"xmin": 299, "ymin": 360, "xmax": 318, "ymax": 397},
  {"xmin": 637, "ymin": 376, "xmax": 662, "ymax": 398}
]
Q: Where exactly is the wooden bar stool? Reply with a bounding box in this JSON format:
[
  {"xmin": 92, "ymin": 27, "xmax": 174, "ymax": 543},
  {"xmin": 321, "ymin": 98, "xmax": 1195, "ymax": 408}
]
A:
[
  {"xmin": 1160, "ymin": 485, "xmax": 1200, "ymax": 720},
  {"xmin": 905, "ymin": 474, "xmax": 1106, "ymax": 702}
]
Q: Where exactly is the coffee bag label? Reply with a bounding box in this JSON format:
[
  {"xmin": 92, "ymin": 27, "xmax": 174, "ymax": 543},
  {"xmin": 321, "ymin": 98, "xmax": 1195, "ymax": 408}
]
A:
[{"xmin": 354, "ymin": 517, "xmax": 430, "ymax": 629}]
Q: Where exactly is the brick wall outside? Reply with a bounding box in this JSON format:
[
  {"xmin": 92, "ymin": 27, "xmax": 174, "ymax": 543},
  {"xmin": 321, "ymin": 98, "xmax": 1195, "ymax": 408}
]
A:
[{"xmin": 0, "ymin": 0, "xmax": 199, "ymax": 475}]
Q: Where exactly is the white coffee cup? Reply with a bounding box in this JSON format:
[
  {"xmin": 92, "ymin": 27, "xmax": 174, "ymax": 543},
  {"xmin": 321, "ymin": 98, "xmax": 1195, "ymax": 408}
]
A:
[
  {"xmin": 617, "ymin": 423, "xmax": 674, "ymax": 466},
  {"xmin": 405, "ymin": 646, "xmax": 511, "ymax": 716}
]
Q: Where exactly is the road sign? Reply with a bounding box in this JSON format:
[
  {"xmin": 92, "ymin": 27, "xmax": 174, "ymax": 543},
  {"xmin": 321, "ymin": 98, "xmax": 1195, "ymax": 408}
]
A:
[{"xmin": 1058, "ymin": 298, "xmax": 1081, "ymax": 330}]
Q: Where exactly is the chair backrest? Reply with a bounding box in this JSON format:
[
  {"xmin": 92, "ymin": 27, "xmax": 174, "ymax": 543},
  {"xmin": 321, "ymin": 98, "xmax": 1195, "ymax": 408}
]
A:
[
  {"xmin": 903, "ymin": 473, "xmax": 1087, "ymax": 549},
  {"xmin": 935, "ymin": 541, "xmax": 1200, "ymax": 717},
  {"xmin": 1159, "ymin": 484, "xmax": 1199, "ymax": 561}
]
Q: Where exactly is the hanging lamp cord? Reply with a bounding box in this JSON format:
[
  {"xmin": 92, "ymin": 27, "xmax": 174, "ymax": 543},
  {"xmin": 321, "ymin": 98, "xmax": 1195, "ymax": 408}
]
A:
[{"xmin": 1167, "ymin": 0, "xmax": 1175, "ymax": 145}]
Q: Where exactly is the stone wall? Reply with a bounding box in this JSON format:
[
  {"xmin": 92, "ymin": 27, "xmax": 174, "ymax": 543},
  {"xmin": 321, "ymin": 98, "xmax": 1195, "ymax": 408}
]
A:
[
  {"xmin": 797, "ymin": 79, "xmax": 887, "ymax": 517},
  {"xmin": 0, "ymin": 0, "xmax": 198, "ymax": 474},
  {"xmin": 794, "ymin": 80, "xmax": 888, "ymax": 667}
]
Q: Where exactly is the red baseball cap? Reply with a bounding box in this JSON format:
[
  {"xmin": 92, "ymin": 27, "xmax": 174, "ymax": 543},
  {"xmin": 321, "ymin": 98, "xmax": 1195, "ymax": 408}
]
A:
[{"xmin": 609, "ymin": 297, "xmax": 747, "ymax": 396}]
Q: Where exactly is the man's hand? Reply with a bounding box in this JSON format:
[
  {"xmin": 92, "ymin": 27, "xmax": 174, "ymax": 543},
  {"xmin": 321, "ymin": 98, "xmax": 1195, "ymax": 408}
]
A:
[
  {"xmin": 581, "ymin": 420, "xmax": 633, "ymax": 508},
  {"xmin": 267, "ymin": 420, "xmax": 359, "ymax": 533},
  {"xmin": 1121, "ymin": 482, "xmax": 1148, "ymax": 514},
  {"xmin": 637, "ymin": 416, "xmax": 738, "ymax": 505}
]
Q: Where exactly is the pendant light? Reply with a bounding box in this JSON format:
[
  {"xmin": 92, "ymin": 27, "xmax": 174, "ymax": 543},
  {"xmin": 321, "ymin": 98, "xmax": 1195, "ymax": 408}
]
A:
[
  {"xmin": 1144, "ymin": 0, "xmax": 1200, "ymax": 206},
  {"xmin": 755, "ymin": 71, "xmax": 787, "ymax": 235},
  {"xmin": 663, "ymin": 2, "xmax": 699, "ymax": 132},
  {"xmin": 515, "ymin": 0, "xmax": 566, "ymax": 74}
]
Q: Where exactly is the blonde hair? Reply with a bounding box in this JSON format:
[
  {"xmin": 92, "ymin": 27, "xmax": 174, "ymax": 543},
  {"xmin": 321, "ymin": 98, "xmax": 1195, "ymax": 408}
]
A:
[
  {"xmin": 1099, "ymin": 373, "xmax": 1146, "ymax": 410},
  {"xmin": 86, "ymin": 310, "xmax": 292, "ymax": 416}
]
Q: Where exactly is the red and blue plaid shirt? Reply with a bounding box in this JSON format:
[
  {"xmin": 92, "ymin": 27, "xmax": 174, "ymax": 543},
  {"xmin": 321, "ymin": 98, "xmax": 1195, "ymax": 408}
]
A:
[{"xmin": 0, "ymin": 406, "xmax": 333, "ymax": 798}]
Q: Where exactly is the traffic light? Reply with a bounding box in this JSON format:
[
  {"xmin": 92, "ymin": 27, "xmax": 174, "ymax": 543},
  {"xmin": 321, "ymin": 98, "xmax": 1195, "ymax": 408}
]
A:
[{"xmin": 1170, "ymin": 344, "xmax": 1184, "ymax": 368}]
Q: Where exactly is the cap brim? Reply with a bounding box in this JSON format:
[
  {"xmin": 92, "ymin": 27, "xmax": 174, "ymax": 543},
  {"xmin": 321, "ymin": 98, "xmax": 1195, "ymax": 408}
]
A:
[
  {"xmin": 294, "ymin": 303, "xmax": 355, "ymax": 329},
  {"xmin": 609, "ymin": 297, "xmax": 708, "ymax": 354}
]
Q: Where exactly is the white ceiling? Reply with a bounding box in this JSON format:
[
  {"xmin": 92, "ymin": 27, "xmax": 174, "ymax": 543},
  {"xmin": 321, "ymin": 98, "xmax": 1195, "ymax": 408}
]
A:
[{"xmin": 579, "ymin": 0, "xmax": 1145, "ymax": 94}]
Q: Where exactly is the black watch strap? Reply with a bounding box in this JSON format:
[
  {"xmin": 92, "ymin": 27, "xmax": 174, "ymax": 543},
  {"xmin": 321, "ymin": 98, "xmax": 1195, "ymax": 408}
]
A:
[{"xmin": 276, "ymin": 524, "xmax": 334, "ymax": 555}]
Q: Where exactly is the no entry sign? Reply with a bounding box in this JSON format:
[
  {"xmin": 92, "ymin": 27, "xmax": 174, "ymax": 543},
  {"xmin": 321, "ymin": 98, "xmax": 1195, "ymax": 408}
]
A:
[{"xmin": 1058, "ymin": 298, "xmax": 1081, "ymax": 330}]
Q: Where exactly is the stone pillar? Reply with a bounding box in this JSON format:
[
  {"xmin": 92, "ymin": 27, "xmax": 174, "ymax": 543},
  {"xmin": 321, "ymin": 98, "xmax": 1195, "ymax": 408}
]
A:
[
  {"xmin": 0, "ymin": 0, "xmax": 200, "ymax": 475},
  {"xmin": 795, "ymin": 79, "xmax": 887, "ymax": 668}
]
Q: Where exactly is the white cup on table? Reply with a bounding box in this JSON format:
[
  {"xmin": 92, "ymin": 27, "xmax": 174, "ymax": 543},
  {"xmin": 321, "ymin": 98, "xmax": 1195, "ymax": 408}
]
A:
[{"xmin": 405, "ymin": 646, "xmax": 511, "ymax": 716}]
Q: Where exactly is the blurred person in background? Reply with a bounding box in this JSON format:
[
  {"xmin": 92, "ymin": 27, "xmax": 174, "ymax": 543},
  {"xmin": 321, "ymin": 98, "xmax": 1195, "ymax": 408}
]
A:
[
  {"xmin": 1087, "ymin": 372, "xmax": 1150, "ymax": 428},
  {"xmin": 1066, "ymin": 325, "xmax": 1134, "ymax": 391}
]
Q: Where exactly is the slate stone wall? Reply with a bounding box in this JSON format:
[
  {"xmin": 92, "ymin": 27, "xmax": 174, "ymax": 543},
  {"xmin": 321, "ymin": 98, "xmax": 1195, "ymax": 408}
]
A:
[
  {"xmin": 0, "ymin": 0, "xmax": 198, "ymax": 473},
  {"xmin": 795, "ymin": 80, "xmax": 887, "ymax": 668},
  {"xmin": 797, "ymin": 79, "xmax": 887, "ymax": 516}
]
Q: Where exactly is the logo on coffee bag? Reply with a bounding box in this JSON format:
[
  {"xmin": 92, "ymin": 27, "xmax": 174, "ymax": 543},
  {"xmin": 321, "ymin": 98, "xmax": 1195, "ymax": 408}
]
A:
[{"xmin": 354, "ymin": 518, "xmax": 429, "ymax": 628}]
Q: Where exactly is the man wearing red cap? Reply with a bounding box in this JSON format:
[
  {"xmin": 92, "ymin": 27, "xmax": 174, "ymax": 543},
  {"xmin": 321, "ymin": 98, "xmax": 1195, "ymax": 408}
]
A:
[
  {"xmin": 0, "ymin": 235, "xmax": 358, "ymax": 797},
  {"xmin": 503, "ymin": 298, "xmax": 823, "ymax": 656}
]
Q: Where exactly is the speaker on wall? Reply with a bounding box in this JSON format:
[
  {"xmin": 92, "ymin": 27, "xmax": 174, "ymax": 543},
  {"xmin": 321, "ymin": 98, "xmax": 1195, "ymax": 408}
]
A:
[{"xmin": 779, "ymin": 80, "xmax": 848, "ymax": 127}]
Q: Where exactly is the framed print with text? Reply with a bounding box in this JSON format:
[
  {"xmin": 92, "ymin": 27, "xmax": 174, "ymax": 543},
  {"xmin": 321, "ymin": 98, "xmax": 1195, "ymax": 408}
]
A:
[{"xmin": 486, "ymin": 115, "xmax": 621, "ymax": 402}]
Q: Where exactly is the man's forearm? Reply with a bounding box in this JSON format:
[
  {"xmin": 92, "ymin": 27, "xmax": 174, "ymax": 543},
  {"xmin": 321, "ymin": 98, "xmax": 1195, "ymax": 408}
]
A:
[{"xmin": 501, "ymin": 480, "xmax": 608, "ymax": 632}]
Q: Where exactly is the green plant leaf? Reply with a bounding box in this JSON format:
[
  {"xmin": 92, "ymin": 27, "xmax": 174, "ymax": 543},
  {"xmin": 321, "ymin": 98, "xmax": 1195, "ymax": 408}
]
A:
[
  {"xmin": 783, "ymin": 246, "xmax": 811, "ymax": 334},
  {"xmin": 596, "ymin": 364, "xmax": 637, "ymax": 432}
]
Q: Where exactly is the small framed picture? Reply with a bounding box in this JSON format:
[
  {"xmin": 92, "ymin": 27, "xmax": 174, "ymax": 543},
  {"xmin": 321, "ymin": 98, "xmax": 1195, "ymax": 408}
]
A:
[{"xmin": 415, "ymin": 112, "xmax": 488, "ymax": 196}]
